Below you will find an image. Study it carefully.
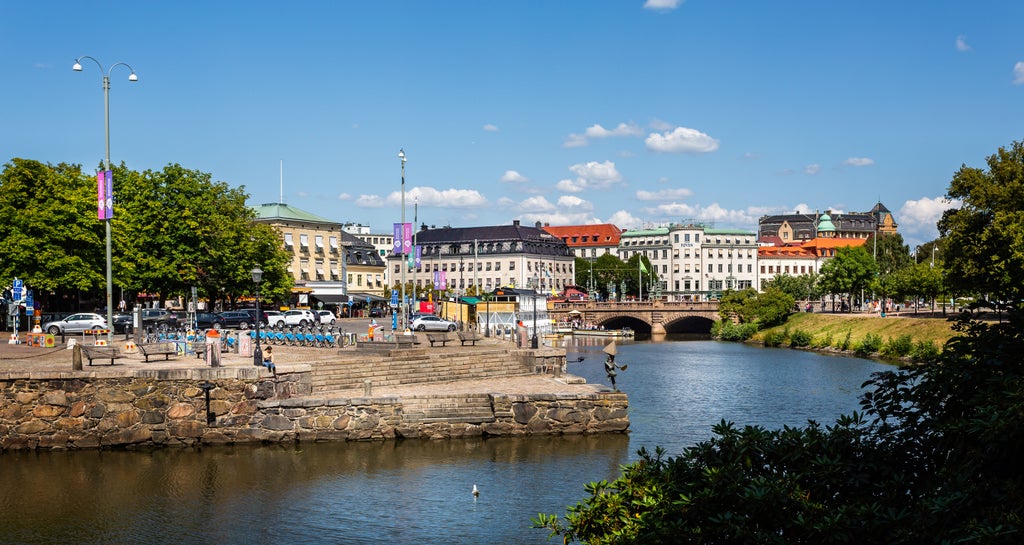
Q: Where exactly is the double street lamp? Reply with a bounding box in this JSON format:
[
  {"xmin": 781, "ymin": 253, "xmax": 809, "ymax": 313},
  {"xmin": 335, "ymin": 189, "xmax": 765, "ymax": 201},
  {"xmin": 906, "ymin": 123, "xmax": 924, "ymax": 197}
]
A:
[{"xmin": 73, "ymin": 55, "xmax": 138, "ymax": 343}]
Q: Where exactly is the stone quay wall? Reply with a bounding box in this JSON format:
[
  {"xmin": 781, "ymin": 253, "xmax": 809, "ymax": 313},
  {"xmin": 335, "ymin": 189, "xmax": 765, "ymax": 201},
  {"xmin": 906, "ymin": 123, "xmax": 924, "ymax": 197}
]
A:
[{"xmin": 1, "ymin": 368, "xmax": 628, "ymax": 451}]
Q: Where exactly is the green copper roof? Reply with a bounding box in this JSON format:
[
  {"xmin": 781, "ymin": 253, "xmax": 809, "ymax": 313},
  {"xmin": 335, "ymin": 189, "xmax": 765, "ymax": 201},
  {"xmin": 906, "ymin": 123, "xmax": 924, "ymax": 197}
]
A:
[
  {"xmin": 620, "ymin": 227, "xmax": 670, "ymax": 237},
  {"xmin": 817, "ymin": 213, "xmax": 836, "ymax": 232},
  {"xmin": 703, "ymin": 228, "xmax": 755, "ymax": 236},
  {"xmin": 253, "ymin": 203, "xmax": 337, "ymax": 224}
]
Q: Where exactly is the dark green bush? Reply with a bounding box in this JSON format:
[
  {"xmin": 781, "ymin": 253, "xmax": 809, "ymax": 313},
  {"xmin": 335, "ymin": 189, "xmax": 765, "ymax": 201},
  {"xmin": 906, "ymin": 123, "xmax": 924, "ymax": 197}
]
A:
[
  {"xmin": 838, "ymin": 329, "xmax": 853, "ymax": 351},
  {"xmin": 715, "ymin": 321, "xmax": 757, "ymax": 341},
  {"xmin": 910, "ymin": 339, "xmax": 941, "ymax": 362},
  {"xmin": 789, "ymin": 329, "xmax": 813, "ymax": 347},
  {"xmin": 881, "ymin": 334, "xmax": 914, "ymax": 358},
  {"xmin": 763, "ymin": 330, "xmax": 786, "ymax": 347},
  {"xmin": 854, "ymin": 332, "xmax": 883, "ymax": 357}
]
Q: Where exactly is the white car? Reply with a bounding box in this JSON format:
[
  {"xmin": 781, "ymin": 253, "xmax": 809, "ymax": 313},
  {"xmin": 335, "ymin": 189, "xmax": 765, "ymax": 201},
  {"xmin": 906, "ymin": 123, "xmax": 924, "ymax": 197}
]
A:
[
  {"xmin": 411, "ymin": 315, "xmax": 457, "ymax": 332},
  {"xmin": 44, "ymin": 313, "xmax": 108, "ymax": 335},
  {"xmin": 316, "ymin": 310, "xmax": 336, "ymax": 325},
  {"xmin": 280, "ymin": 309, "xmax": 317, "ymax": 327}
]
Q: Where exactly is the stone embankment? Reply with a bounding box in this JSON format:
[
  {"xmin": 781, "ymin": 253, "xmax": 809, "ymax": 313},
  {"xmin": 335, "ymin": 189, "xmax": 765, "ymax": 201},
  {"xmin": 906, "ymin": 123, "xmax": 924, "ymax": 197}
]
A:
[{"xmin": 0, "ymin": 341, "xmax": 628, "ymax": 451}]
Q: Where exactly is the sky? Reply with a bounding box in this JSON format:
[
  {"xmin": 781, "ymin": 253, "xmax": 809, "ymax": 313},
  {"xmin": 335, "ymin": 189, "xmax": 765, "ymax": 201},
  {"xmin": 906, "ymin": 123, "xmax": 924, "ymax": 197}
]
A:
[{"xmin": 4, "ymin": 1, "xmax": 1024, "ymax": 250}]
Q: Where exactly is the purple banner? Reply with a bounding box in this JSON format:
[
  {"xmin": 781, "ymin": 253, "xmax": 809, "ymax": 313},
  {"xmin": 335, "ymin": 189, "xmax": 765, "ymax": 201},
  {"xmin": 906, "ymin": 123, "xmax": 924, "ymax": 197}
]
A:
[
  {"xmin": 104, "ymin": 170, "xmax": 113, "ymax": 219},
  {"xmin": 414, "ymin": 245, "xmax": 422, "ymax": 268},
  {"xmin": 433, "ymin": 271, "xmax": 441, "ymax": 290},
  {"xmin": 402, "ymin": 223, "xmax": 413, "ymax": 254},
  {"xmin": 393, "ymin": 223, "xmax": 404, "ymax": 254},
  {"xmin": 440, "ymin": 270, "xmax": 447, "ymax": 289},
  {"xmin": 97, "ymin": 172, "xmax": 106, "ymax": 220}
]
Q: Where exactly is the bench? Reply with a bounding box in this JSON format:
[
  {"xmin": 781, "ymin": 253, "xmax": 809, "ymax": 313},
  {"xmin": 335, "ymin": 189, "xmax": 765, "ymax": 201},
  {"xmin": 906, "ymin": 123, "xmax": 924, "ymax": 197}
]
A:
[
  {"xmin": 80, "ymin": 345, "xmax": 123, "ymax": 366},
  {"xmin": 138, "ymin": 342, "xmax": 179, "ymax": 362},
  {"xmin": 457, "ymin": 331, "xmax": 482, "ymax": 346},
  {"xmin": 424, "ymin": 331, "xmax": 456, "ymax": 347}
]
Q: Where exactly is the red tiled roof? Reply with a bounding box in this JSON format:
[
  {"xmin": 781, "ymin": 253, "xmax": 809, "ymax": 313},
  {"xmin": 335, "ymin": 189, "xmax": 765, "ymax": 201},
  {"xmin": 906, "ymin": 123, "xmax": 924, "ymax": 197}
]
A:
[{"xmin": 542, "ymin": 224, "xmax": 622, "ymax": 247}]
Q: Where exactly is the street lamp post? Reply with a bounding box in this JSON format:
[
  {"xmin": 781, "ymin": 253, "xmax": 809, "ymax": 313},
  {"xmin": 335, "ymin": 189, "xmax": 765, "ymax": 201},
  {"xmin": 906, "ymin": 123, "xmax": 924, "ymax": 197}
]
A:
[
  {"xmin": 399, "ymin": 149, "xmax": 407, "ymax": 332},
  {"xmin": 531, "ymin": 293, "xmax": 539, "ymax": 349},
  {"xmin": 73, "ymin": 56, "xmax": 137, "ymax": 343},
  {"xmin": 251, "ymin": 267, "xmax": 263, "ymax": 366}
]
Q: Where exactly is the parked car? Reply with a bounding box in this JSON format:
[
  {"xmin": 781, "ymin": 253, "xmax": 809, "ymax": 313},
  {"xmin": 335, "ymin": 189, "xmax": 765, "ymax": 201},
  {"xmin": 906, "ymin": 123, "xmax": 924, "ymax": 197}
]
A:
[
  {"xmin": 141, "ymin": 308, "xmax": 178, "ymax": 331},
  {"xmin": 194, "ymin": 312, "xmax": 225, "ymax": 329},
  {"xmin": 281, "ymin": 309, "xmax": 317, "ymax": 327},
  {"xmin": 111, "ymin": 313, "xmax": 134, "ymax": 334},
  {"xmin": 43, "ymin": 313, "xmax": 108, "ymax": 335},
  {"xmin": 217, "ymin": 310, "xmax": 255, "ymax": 329},
  {"xmin": 240, "ymin": 308, "xmax": 271, "ymax": 328},
  {"xmin": 369, "ymin": 307, "xmax": 384, "ymax": 318},
  {"xmin": 264, "ymin": 310, "xmax": 284, "ymax": 326},
  {"xmin": 410, "ymin": 315, "xmax": 457, "ymax": 332},
  {"xmin": 316, "ymin": 310, "xmax": 336, "ymax": 325}
]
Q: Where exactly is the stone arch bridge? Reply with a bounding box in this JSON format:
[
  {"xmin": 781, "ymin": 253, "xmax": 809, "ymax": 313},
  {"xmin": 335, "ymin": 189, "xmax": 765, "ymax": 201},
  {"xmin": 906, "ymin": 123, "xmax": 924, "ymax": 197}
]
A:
[{"xmin": 549, "ymin": 301, "xmax": 721, "ymax": 336}]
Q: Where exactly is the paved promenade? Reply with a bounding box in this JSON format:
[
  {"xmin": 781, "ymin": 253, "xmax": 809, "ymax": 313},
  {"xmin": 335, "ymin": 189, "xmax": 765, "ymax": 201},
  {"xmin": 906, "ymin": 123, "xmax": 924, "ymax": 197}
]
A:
[{"xmin": 0, "ymin": 328, "xmax": 604, "ymax": 397}]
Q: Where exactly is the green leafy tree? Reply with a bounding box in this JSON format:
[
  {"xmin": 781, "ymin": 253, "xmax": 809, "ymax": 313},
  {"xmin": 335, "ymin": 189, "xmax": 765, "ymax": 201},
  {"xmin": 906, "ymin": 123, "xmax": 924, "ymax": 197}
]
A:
[
  {"xmin": 866, "ymin": 232, "xmax": 912, "ymax": 277},
  {"xmin": 761, "ymin": 273, "xmax": 819, "ymax": 301},
  {"xmin": 818, "ymin": 246, "xmax": 878, "ymax": 311},
  {"xmin": 939, "ymin": 139, "xmax": 1024, "ymax": 306},
  {"xmin": 717, "ymin": 288, "xmax": 757, "ymax": 322},
  {"xmin": 0, "ymin": 159, "xmax": 104, "ymax": 296},
  {"xmin": 624, "ymin": 254, "xmax": 657, "ymax": 298}
]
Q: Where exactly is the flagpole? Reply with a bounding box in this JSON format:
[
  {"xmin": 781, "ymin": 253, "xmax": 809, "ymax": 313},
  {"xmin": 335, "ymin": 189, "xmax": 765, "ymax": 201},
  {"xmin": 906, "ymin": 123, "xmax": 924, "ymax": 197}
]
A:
[{"xmin": 639, "ymin": 259, "xmax": 643, "ymax": 301}]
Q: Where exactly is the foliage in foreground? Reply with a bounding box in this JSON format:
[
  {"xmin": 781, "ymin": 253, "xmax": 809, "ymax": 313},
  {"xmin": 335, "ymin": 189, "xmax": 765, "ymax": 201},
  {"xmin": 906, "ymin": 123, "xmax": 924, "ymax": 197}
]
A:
[{"xmin": 533, "ymin": 313, "xmax": 1024, "ymax": 544}]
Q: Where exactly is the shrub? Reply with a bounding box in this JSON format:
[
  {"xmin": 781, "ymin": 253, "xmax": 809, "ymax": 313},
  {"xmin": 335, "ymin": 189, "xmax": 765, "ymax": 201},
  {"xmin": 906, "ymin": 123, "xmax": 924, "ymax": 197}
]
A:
[
  {"xmin": 763, "ymin": 330, "xmax": 786, "ymax": 347},
  {"xmin": 910, "ymin": 340, "xmax": 941, "ymax": 362},
  {"xmin": 716, "ymin": 321, "xmax": 757, "ymax": 341},
  {"xmin": 855, "ymin": 333, "xmax": 883, "ymax": 357},
  {"xmin": 881, "ymin": 334, "xmax": 914, "ymax": 359},
  {"xmin": 838, "ymin": 330, "xmax": 853, "ymax": 351},
  {"xmin": 789, "ymin": 329, "xmax": 813, "ymax": 347},
  {"xmin": 812, "ymin": 332, "xmax": 834, "ymax": 349}
]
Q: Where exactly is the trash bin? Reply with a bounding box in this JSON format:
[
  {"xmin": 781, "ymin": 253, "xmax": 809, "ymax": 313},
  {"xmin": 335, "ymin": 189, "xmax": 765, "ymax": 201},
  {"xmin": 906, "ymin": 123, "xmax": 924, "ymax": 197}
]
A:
[{"xmin": 205, "ymin": 329, "xmax": 222, "ymax": 367}]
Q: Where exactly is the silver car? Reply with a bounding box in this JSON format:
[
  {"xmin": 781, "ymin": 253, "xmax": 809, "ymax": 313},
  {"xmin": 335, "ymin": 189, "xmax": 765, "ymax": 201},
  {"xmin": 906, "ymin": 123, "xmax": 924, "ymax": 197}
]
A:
[
  {"xmin": 411, "ymin": 315, "xmax": 457, "ymax": 331},
  {"xmin": 43, "ymin": 313, "xmax": 108, "ymax": 335}
]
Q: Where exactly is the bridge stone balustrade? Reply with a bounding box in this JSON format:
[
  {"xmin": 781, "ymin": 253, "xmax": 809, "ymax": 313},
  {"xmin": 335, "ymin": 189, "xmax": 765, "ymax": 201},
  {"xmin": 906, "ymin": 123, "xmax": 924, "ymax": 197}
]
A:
[{"xmin": 550, "ymin": 300, "xmax": 721, "ymax": 335}]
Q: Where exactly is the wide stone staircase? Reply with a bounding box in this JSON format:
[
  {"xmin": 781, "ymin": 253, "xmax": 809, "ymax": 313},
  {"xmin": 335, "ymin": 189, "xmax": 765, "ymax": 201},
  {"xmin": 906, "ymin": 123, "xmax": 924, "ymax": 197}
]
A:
[
  {"xmin": 310, "ymin": 347, "xmax": 532, "ymax": 395},
  {"xmin": 399, "ymin": 394, "xmax": 496, "ymax": 424}
]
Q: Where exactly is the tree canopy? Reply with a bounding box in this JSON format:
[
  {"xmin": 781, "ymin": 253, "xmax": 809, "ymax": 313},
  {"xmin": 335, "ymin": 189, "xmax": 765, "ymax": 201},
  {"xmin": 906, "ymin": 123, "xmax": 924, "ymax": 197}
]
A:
[
  {"xmin": 0, "ymin": 159, "xmax": 291, "ymax": 309},
  {"xmin": 817, "ymin": 246, "xmax": 877, "ymax": 310}
]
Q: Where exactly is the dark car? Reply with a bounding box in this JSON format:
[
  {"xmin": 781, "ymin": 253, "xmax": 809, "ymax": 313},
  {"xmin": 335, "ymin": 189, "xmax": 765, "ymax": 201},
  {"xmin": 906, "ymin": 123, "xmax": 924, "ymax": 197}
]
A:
[
  {"xmin": 141, "ymin": 308, "xmax": 178, "ymax": 331},
  {"xmin": 218, "ymin": 310, "xmax": 255, "ymax": 329},
  {"xmin": 112, "ymin": 313, "xmax": 134, "ymax": 334},
  {"xmin": 369, "ymin": 307, "xmax": 384, "ymax": 318},
  {"xmin": 240, "ymin": 308, "xmax": 271, "ymax": 327},
  {"xmin": 195, "ymin": 312, "xmax": 225, "ymax": 329}
]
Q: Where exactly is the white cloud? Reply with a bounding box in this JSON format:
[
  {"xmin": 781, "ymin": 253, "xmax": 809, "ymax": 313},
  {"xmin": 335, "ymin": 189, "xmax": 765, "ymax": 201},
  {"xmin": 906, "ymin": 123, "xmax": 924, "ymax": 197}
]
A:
[
  {"xmin": 563, "ymin": 122, "xmax": 643, "ymax": 147},
  {"xmin": 483, "ymin": 123, "xmax": 499, "ymax": 132},
  {"xmin": 645, "ymin": 126, "xmax": 720, "ymax": 153},
  {"xmin": 296, "ymin": 191, "xmax": 309, "ymax": 198},
  {"xmin": 643, "ymin": 0, "xmax": 684, "ymax": 10},
  {"xmin": 898, "ymin": 196, "xmax": 961, "ymax": 246},
  {"xmin": 516, "ymin": 195, "xmax": 599, "ymax": 226},
  {"xmin": 337, "ymin": 192, "xmax": 352, "ymax": 201},
  {"xmin": 500, "ymin": 170, "xmax": 529, "ymax": 183},
  {"xmin": 1014, "ymin": 62, "xmax": 1024, "ymax": 85},
  {"xmin": 556, "ymin": 161, "xmax": 623, "ymax": 193},
  {"xmin": 357, "ymin": 186, "xmax": 488, "ymax": 209},
  {"xmin": 562, "ymin": 133, "xmax": 588, "ymax": 148},
  {"xmin": 804, "ymin": 164, "xmax": 821, "ymax": 175},
  {"xmin": 955, "ymin": 34, "xmax": 971, "ymax": 52},
  {"xmin": 843, "ymin": 157, "xmax": 875, "ymax": 167},
  {"xmin": 636, "ymin": 188, "xmax": 694, "ymax": 201},
  {"xmin": 607, "ymin": 210, "xmax": 643, "ymax": 230}
]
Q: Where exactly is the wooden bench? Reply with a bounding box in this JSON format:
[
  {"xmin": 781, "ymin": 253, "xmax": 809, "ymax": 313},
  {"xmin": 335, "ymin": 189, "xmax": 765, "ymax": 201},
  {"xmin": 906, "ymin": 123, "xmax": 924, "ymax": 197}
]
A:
[
  {"xmin": 138, "ymin": 342, "xmax": 179, "ymax": 362},
  {"xmin": 80, "ymin": 345, "xmax": 123, "ymax": 366},
  {"xmin": 424, "ymin": 332, "xmax": 456, "ymax": 347},
  {"xmin": 457, "ymin": 331, "xmax": 482, "ymax": 346}
]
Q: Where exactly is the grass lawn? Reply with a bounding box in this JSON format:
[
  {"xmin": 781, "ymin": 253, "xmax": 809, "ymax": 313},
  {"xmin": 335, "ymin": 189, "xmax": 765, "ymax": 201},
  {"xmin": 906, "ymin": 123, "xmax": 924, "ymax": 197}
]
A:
[{"xmin": 752, "ymin": 312, "xmax": 961, "ymax": 349}]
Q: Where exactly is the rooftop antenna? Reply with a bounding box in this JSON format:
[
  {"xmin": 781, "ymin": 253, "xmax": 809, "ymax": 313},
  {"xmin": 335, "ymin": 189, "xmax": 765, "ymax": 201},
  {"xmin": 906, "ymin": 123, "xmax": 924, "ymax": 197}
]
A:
[{"xmin": 279, "ymin": 160, "xmax": 284, "ymax": 204}]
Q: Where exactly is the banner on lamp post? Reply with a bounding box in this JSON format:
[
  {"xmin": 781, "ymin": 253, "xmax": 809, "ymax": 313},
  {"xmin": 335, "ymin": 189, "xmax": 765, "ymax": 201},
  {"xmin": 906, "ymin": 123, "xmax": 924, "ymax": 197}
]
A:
[
  {"xmin": 104, "ymin": 170, "xmax": 113, "ymax": 219},
  {"xmin": 97, "ymin": 172, "xmax": 106, "ymax": 220},
  {"xmin": 414, "ymin": 245, "xmax": 422, "ymax": 268},
  {"xmin": 393, "ymin": 223, "xmax": 403, "ymax": 254}
]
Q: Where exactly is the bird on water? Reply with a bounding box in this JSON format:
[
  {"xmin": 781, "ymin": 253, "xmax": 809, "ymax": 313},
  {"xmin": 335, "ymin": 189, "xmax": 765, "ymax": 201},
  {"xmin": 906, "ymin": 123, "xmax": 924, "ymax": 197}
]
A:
[{"xmin": 472, "ymin": 484, "xmax": 479, "ymax": 498}]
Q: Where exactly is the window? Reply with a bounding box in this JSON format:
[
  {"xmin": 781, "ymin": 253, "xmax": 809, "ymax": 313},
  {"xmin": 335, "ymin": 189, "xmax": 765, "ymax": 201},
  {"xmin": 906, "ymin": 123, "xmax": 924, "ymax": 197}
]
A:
[
  {"xmin": 329, "ymin": 236, "xmax": 338, "ymax": 252},
  {"xmin": 315, "ymin": 235, "xmax": 324, "ymax": 251},
  {"xmin": 509, "ymin": 261, "xmax": 515, "ymax": 270},
  {"xmin": 300, "ymin": 234, "xmax": 309, "ymax": 249}
]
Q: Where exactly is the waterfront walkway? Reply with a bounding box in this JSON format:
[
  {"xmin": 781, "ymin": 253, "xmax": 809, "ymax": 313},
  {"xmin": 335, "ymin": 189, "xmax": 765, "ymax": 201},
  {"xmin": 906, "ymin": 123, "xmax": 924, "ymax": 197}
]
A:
[{"xmin": 0, "ymin": 331, "xmax": 604, "ymax": 397}]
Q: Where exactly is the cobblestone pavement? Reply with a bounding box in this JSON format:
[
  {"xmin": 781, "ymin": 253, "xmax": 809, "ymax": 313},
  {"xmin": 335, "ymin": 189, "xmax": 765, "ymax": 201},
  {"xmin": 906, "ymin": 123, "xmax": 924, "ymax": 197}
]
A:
[{"xmin": 0, "ymin": 328, "xmax": 603, "ymax": 397}]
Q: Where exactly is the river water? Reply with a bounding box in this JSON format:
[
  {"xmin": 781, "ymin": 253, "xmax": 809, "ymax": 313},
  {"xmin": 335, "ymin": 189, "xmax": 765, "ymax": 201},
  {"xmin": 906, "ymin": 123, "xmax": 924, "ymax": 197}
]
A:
[{"xmin": 0, "ymin": 339, "xmax": 887, "ymax": 545}]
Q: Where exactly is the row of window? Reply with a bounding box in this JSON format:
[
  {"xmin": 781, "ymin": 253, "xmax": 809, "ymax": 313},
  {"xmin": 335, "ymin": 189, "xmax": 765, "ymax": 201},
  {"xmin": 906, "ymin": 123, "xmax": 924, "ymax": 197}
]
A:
[
  {"xmin": 284, "ymin": 233, "xmax": 340, "ymax": 250},
  {"xmin": 762, "ymin": 264, "xmax": 813, "ymax": 275}
]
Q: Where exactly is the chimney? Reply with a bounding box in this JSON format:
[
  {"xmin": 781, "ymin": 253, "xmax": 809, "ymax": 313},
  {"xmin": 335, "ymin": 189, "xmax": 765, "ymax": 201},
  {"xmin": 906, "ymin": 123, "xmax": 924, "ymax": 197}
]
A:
[{"xmin": 512, "ymin": 219, "xmax": 520, "ymax": 227}]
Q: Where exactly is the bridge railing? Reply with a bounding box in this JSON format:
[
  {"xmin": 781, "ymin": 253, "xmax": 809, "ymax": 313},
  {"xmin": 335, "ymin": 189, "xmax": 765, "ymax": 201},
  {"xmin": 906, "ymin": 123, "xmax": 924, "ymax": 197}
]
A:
[{"xmin": 550, "ymin": 300, "xmax": 719, "ymax": 312}]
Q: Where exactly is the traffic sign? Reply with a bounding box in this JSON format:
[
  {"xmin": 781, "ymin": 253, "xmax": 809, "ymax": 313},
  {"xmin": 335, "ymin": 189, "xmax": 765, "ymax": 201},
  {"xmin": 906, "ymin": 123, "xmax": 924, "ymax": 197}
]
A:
[{"xmin": 12, "ymin": 277, "xmax": 22, "ymax": 301}]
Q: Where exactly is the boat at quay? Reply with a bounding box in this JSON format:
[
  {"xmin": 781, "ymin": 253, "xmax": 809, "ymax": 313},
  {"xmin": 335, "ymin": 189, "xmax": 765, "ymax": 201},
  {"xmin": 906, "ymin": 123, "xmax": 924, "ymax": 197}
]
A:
[{"xmin": 570, "ymin": 327, "xmax": 635, "ymax": 338}]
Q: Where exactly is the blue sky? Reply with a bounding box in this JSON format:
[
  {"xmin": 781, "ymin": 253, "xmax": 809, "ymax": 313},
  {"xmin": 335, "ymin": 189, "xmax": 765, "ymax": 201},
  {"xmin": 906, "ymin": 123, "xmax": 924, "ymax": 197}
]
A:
[{"xmin": 4, "ymin": 1, "xmax": 1024, "ymax": 249}]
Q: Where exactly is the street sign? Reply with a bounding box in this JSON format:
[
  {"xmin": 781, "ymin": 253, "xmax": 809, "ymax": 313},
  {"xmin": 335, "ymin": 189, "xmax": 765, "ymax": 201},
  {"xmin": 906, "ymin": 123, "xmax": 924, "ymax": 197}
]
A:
[
  {"xmin": 25, "ymin": 290, "xmax": 33, "ymax": 310},
  {"xmin": 12, "ymin": 278, "xmax": 22, "ymax": 301},
  {"xmin": 391, "ymin": 289, "xmax": 399, "ymax": 306}
]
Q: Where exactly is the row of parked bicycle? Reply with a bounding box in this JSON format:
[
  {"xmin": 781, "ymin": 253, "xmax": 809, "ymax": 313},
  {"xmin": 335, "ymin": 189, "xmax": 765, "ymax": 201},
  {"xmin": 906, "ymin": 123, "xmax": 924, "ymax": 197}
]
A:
[{"xmin": 141, "ymin": 324, "xmax": 357, "ymax": 349}]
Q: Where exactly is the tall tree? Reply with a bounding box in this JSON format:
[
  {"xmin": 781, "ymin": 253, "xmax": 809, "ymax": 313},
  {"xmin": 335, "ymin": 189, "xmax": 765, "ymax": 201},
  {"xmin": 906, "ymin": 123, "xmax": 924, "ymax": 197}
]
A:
[
  {"xmin": 817, "ymin": 246, "xmax": 878, "ymax": 311},
  {"xmin": 866, "ymin": 232, "xmax": 913, "ymax": 277},
  {"xmin": 0, "ymin": 159, "xmax": 104, "ymax": 297},
  {"xmin": 939, "ymin": 139, "xmax": 1024, "ymax": 307}
]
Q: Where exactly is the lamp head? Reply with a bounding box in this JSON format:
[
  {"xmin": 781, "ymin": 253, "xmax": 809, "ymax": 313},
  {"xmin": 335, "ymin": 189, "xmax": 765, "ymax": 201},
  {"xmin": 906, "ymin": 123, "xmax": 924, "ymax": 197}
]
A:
[
  {"xmin": 398, "ymin": 149, "xmax": 406, "ymax": 163},
  {"xmin": 128, "ymin": 73, "xmax": 138, "ymax": 82},
  {"xmin": 73, "ymin": 62, "xmax": 83, "ymax": 71},
  {"xmin": 251, "ymin": 266, "xmax": 263, "ymax": 284}
]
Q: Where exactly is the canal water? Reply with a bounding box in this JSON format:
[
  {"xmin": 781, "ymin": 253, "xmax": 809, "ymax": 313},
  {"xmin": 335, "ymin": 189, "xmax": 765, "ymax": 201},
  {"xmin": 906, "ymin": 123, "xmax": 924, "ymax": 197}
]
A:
[{"xmin": 0, "ymin": 340, "xmax": 887, "ymax": 545}]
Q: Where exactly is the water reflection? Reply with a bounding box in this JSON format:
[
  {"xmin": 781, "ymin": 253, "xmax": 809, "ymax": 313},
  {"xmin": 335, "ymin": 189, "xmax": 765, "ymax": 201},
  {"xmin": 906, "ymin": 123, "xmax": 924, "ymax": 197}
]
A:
[{"xmin": 0, "ymin": 339, "xmax": 885, "ymax": 545}]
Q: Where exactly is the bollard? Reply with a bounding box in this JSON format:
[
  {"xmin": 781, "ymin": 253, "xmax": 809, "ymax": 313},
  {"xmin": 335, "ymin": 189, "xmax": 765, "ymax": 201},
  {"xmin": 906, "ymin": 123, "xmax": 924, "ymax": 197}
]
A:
[
  {"xmin": 363, "ymin": 379, "xmax": 372, "ymax": 396},
  {"xmin": 199, "ymin": 381, "xmax": 216, "ymax": 425}
]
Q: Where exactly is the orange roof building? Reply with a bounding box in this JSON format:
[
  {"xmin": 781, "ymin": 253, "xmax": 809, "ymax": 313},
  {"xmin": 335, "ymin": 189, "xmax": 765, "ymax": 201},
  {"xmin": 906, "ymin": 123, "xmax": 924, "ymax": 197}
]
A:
[{"xmin": 541, "ymin": 223, "xmax": 622, "ymax": 260}]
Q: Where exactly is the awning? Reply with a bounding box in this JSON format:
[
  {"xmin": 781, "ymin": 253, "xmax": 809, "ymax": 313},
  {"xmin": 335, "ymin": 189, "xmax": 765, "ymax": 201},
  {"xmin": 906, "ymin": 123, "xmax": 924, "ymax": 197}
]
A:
[
  {"xmin": 350, "ymin": 292, "xmax": 389, "ymax": 303},
  {"xmin": 312, "ymin": 294, "xmax": 349, "ymax": 304},
  {"xmin": 291, "ymin": 286, "xmax": 314, "ymax": 294},
  {"xmin": 460, "ymin": 297, "xmax": 481, "ymax": 305}
]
